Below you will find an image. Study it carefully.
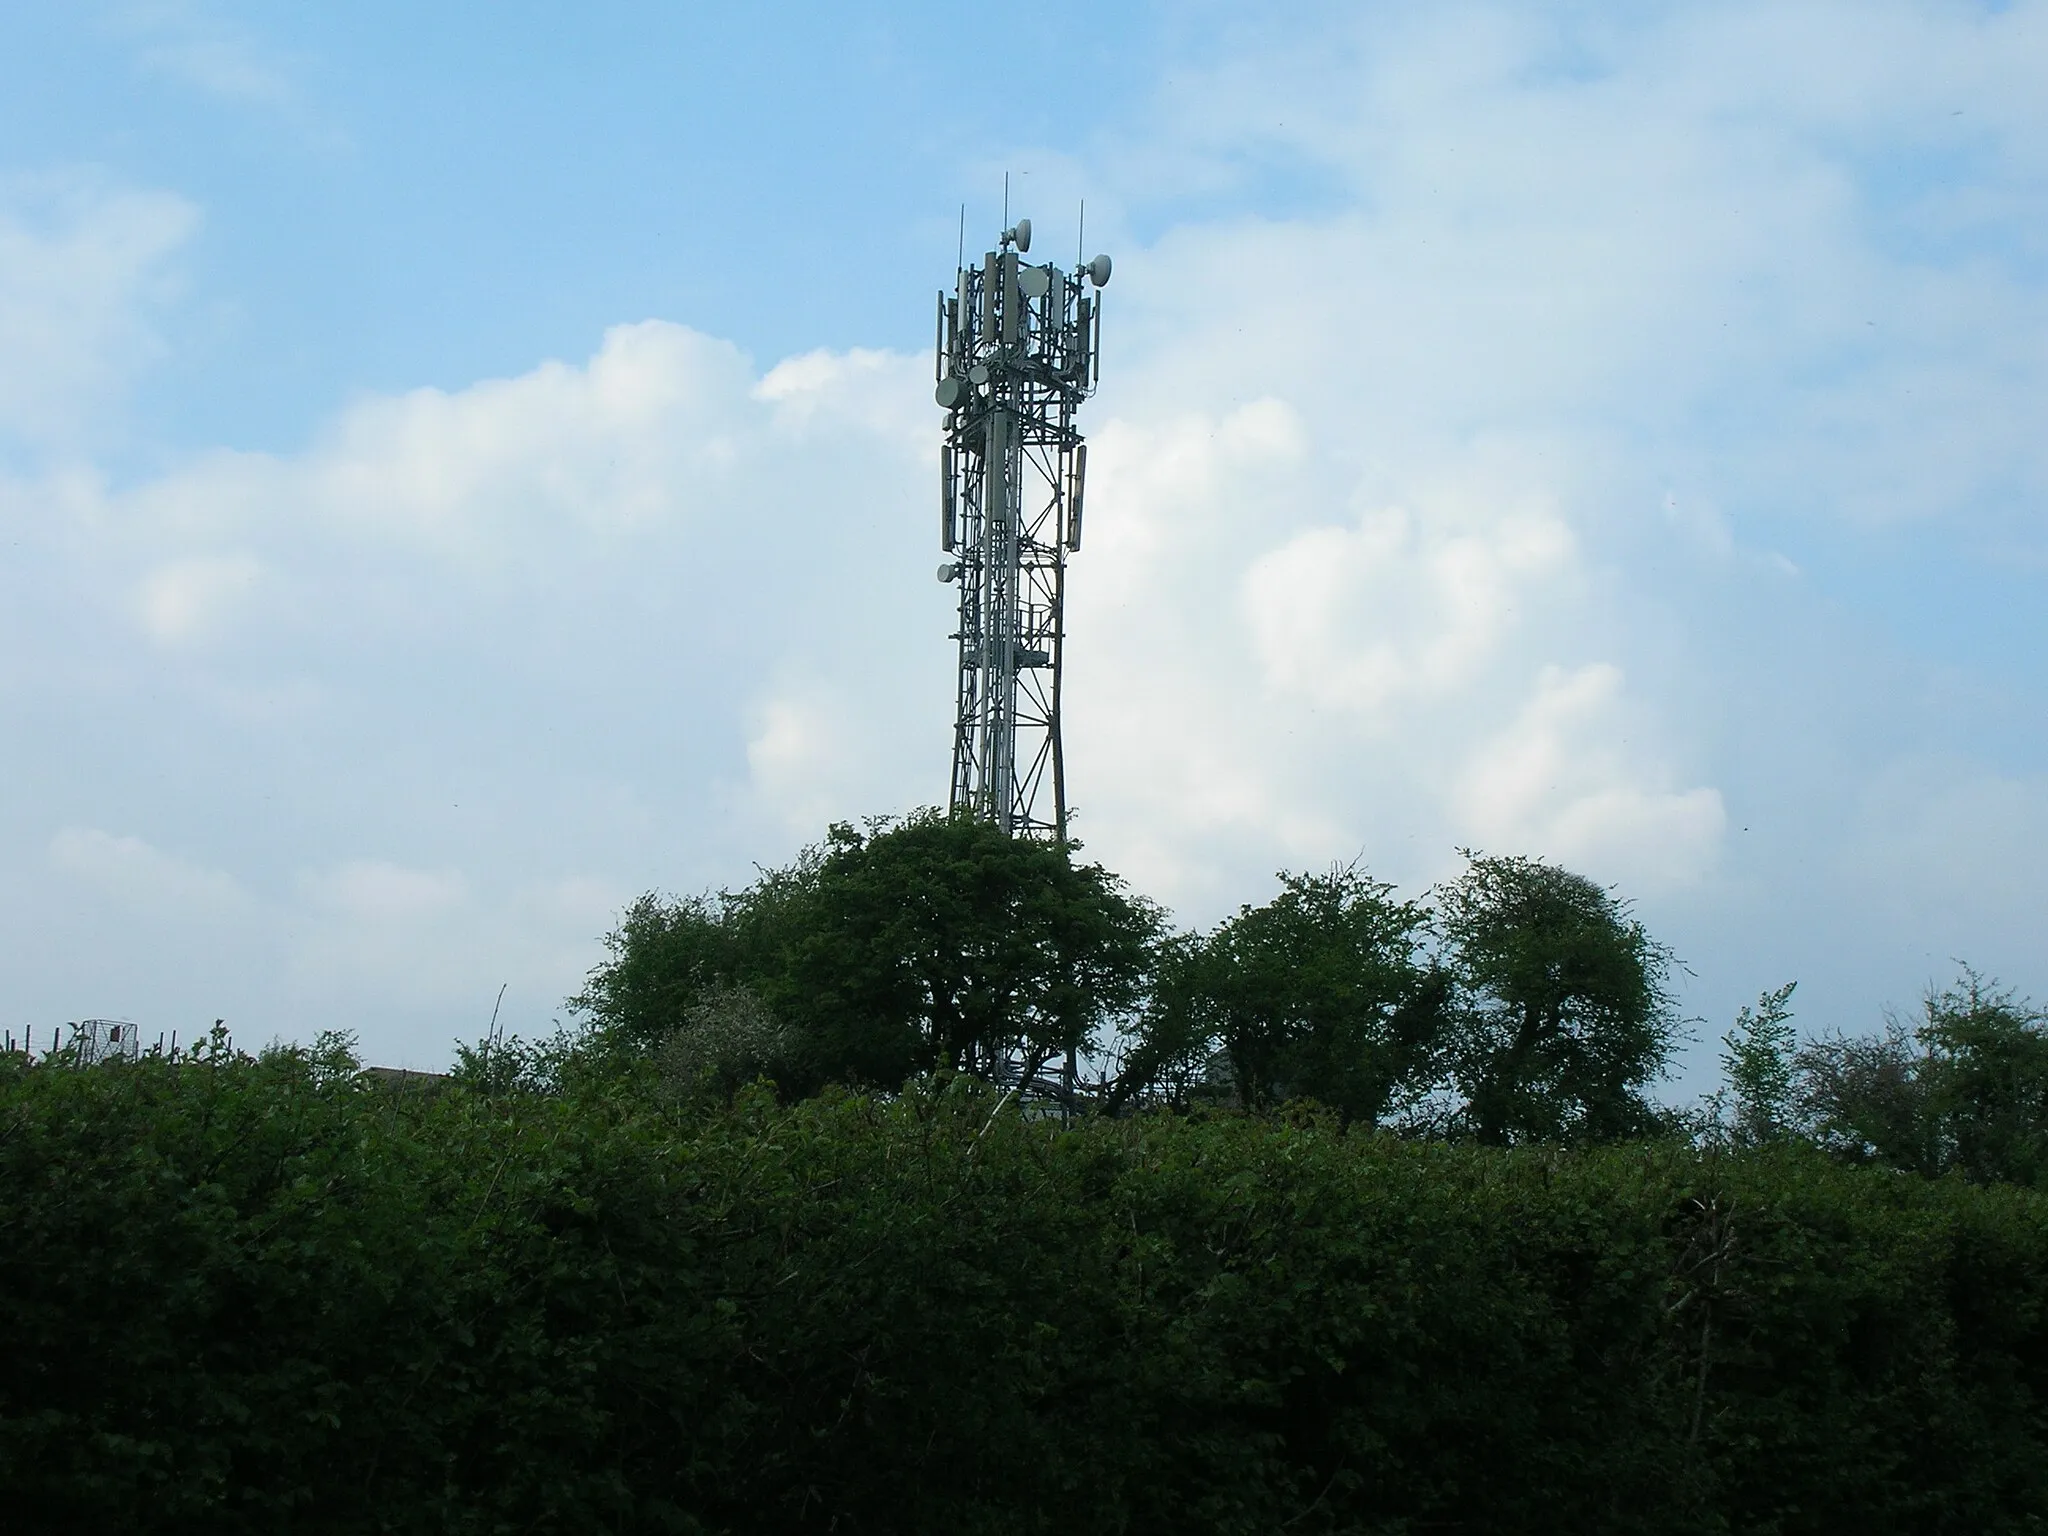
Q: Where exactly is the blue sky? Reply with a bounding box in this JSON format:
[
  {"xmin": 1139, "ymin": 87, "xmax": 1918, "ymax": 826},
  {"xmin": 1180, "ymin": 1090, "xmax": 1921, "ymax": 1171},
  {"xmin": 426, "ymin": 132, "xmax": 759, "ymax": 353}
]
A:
[
  {"xmin": 0, "ymin": 2, "xmax": 1178, "ymax": 453},
  {"xmin": 3, "ymin": 1, "xmax": 2045, "ymax": 1082}
]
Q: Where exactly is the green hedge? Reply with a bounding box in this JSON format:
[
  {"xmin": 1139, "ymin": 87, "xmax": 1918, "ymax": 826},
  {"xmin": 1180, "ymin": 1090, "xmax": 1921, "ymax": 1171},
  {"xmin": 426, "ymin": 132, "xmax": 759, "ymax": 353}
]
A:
[{"xmin": 4, "ymin": 1046, "xmax": 2045, "ymax": 1533}]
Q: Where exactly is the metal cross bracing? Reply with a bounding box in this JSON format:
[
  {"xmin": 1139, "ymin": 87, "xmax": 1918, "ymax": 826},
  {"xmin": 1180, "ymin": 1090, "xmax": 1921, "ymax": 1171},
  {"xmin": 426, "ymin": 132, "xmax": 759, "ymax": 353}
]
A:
[{"xmin": 935, "ymin": 220, "xmax": 1110, "ymax": 840}]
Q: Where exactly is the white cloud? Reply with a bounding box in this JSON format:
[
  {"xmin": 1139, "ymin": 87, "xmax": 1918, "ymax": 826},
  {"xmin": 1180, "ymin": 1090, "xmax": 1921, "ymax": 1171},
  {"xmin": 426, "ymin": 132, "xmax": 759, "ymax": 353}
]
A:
[
  {"xmin": 1854, "ymin": 763, "xmax": 2048, "ymax": 944},
  {"xmin": 1061, "ymin": 397, "xmax": 1720, "ymax": 914},
  {"xmin": 0, "ymin": 175, "xmax": 197, "ymax": 447},
  {"xmin": 1056, "ymin": 401, "xmax": 1352, "ymax": 903},
  {"xmin": 1245, "ymin": 498, "xmax": 1574, "ymax": 719},
  {"xmin": 8, "ymin": 0, "xmax": 2048, "ymax": 1073},
  {"xmin": 746, "ymin": 690, "xmax": 861, "ymax": 836},
  {"xmin": 1097, "ymin": 2, "xmax": 2048, "ymax": 550},
  {"xmin": 116, "ymin": 322, "xmax": 759, "ymax": 559},
  {"xmin": 1453, "ymin": 664, "xmax": 1726, "ymax": 892},
  {"xmin": 104, "ymin": 2, "xmax": 308, "ymax": 118},
  {"xmin": 136, "ymin": 552, "xmax": 264, "ymax": 645},
  {"xmin": 755, "ymin": 346, "xmax": 928, "ymax": 448},
  {"xmin": 49, "ymin": 827, "xmax": 246, "ymax": 918},
  {"xmin": 299, "ymin": 859, "xmax": 468, "ymax": 924},
  {"xmin": 1051, "ymin": 0, "xmax": 2045, "ymax": 964},
  {"xmin": 2, "ymin": 320, "xmax": 946, "ymax": 1061}
]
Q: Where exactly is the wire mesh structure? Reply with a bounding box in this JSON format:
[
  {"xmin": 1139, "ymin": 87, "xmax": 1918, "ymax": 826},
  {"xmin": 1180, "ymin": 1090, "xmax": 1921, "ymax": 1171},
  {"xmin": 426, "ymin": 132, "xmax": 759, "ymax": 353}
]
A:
[
  {"xmin": 935, "ymin": 218, "xmax": 1112, "ymax": 839},
  {"xmin": 74, "ymin": 1018, "xmax": 143, "ymax": 1065}
]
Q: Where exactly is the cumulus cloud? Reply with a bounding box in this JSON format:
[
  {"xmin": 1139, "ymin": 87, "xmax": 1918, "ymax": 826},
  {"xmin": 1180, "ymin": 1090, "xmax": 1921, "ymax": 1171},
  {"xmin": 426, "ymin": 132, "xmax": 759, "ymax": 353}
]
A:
[
  {"xmin": 6, "ymin": 0, "xmax": 2047, "ymax": 1075},
  {"xmin": 0, "ymin": 174, "xmax": 197, "ymax": 448},
  {"xmin": 1244, "ymin": 500, "xmax": 1574, "ymax": 719},
  {"xmin": 745, "ymin": 689, "xmax": 874, "ymax": 838},
  {"xmin": 1047, "ymin": 0, "xmax": 2048, "ymax": 1038},
  {"xmin": 49, "ymin": 827, "xmax": 247, "ymax": 918},
  {"xmin": 117, "ymin": 322, "xmax": 761, "ymax": 558},
  {"xmin": 2, "ymin": 319, "xmax": 946, "ymax": 1062},
  {"xmin": 299, "ymin": 859, "xmax": 467, "ymax": 924},
  {"xmin": 136, "ymin": 552, "xmax": 265, "ymax": 645},
  {"xmin": 1454, "ymin": 665, "xmax": 1726, "ymax": 892},
  {"xmin": 1101, "ymin": 0, "xmax": 2048, "ymax": 548},
  {"xmin": 1061, "ymin": 398, "xmax": 1720, "ymax": 910}
]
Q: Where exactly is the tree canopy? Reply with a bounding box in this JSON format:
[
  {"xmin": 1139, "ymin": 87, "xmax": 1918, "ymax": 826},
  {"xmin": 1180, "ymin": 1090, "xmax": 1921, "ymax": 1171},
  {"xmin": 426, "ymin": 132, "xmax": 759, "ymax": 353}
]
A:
[
  {"xmin": 572, "ymin": 810, "xmax": 1160, "ymax": 1095},
  {"xmin": 1437, "ymin": 851, "xmax": 1680, "ymax": 1144},
  {"xmin": 1795, "ymin": 969, "xmax": 2048, "ymax": 1185},
  {"xmin": 1120, "ymin": 864, "xmax": 1448, "ymax": 1124},
  {"xmin": 568, "ymin": 812, "xmax": 2048, "ymax": 1187}
]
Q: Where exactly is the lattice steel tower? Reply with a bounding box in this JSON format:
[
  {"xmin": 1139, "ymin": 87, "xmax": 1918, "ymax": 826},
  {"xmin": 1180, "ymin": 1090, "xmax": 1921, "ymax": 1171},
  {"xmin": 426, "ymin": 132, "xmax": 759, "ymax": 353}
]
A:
[{"xmin": 935, "ymin": 217, "xmax": 1111, "ymax": 839}]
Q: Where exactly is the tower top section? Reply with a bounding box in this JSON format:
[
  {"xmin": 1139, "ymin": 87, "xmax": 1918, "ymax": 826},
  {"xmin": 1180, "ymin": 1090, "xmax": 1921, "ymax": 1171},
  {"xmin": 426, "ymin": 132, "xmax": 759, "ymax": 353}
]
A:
[{"xmin": 933, "ymin": 227, "xmax": 1111, "ymax": 418}]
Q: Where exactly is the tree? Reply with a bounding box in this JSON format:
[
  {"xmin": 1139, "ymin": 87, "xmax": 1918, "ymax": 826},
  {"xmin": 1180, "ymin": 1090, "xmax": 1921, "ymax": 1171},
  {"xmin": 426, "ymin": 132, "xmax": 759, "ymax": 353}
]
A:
[
  {"xmin": 1708, "ymin": 982, "xmax": 1799, "ymax": 1146},
  {"xmin": 568, "ymin": 852, "xmax": 819, "ymax": 1051},
  {"xmin": 572, "ymin": 810, "xmax": 1160, "ymax": 1096},
  {"xmin": 1437, "ymin": 851, "xmax": 1679, "ymax": 1144},
  {"xmin": 1797, "ymin": 968, "xmax": 2048, "ymax": 1186},
  {"xmin": 1796, "ymin": 1022, "xmax": 1938, "ymax": 1174},
  {"xmin": 1120, "ymin": 864, "xmax": 1446, "ymax": 1123},
  {"xmin": 1921, "ymin": 969, "xmax": 2048, "ymax": 1187},
  {"xmin": 772, "ymin": 811, "xmax": 1161, "ymax": 1089}
]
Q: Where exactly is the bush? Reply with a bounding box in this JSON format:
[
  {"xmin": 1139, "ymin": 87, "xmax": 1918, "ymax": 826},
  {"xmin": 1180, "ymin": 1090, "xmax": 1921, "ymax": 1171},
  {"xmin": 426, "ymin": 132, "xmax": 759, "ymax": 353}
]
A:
[{"xmin": 3, "ymin": 1041, "xmax": 2044, "ymax": 1532}]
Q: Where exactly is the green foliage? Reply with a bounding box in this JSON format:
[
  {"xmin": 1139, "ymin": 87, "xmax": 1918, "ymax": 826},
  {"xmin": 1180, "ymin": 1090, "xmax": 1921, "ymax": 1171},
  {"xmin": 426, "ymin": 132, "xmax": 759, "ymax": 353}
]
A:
[
  {"xmin": 573, "ymin": 821, "xmax": 1698, "ymax": 1144},
  {"xmin": 653, "ymin": 982, "xmax": 804, "ymax": 1103},
  {"xmin": 1920, "ymin": 970, "xmax": 2048, "ymax": 1187},
  {"xmin": 5, "ymin": 1041, "xmax": 2047, "ymax": 1533},
  {"xmin": 571, "ymin": 810, "xmax": 1161, "ymax": 1094},
  {"xmin": 16, "ymin": 813, "xmax": 2045, "ymax": 1529},
  {"xmin": 1798, "ymin": 1018, "xmax": 1940, "ymax": 1172},
  {"xmin": 1710, "ymin": 981, "xmax": 1800, "ymax": 1145},
  {"xmin": 768, "ymin": 811, "xmax": 1162, "ymax": 1083},
  {"xmin": 1798, "ymin": 969, "xmax": 2048, "ymax": 1187},
  {"xmin": 567, "ymin": 853, "xmax": 818, "ymax": 1051},
  {"xmin": 1438, "ymin": 850, "xmax": 1681, "ymax": 1144},
  {"xmin": 1123, "ymin": 863, "xmax": 1448, "ymax": 1123}
]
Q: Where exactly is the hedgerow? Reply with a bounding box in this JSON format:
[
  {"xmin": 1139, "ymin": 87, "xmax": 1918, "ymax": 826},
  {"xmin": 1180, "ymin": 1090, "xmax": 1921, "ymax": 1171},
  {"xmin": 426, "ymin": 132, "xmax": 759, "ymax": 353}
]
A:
[{"xmin": 4, "ymin": 1040, "xmax": 2044, "ymax": 1533}]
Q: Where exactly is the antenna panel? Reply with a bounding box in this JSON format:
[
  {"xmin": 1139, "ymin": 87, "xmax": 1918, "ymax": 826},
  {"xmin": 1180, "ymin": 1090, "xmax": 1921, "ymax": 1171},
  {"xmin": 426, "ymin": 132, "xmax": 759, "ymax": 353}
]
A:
[
  {"xmin": 1067, "ymin": 443, "xmax": 1086, "ymax": 551},
  {"xmin": 941, "ymin": 445, "xmax": 956, "ymax": 550}
]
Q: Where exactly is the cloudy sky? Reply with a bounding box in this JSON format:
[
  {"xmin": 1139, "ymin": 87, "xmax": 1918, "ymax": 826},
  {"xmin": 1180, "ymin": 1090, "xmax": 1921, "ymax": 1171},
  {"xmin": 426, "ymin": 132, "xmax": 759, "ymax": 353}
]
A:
[{"xmin": 3, "ymin": 1, "xmax": 2043, "ymax": 1083}]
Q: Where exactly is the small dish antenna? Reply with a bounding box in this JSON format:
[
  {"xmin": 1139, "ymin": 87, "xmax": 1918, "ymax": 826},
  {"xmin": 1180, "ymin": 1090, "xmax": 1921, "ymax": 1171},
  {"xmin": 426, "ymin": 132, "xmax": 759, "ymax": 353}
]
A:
[
  {"xmin": 1086, "ymin": 253, "xmax": 1112, "ymax": 287},
  {"xmin": 1003, "ymin": 218, "xmax": 1032, "ymax": 252}
]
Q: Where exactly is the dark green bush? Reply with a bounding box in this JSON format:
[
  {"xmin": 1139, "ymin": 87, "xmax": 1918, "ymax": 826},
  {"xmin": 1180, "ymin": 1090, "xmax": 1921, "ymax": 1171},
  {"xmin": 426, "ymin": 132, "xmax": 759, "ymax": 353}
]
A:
[{"xmin": 3, "ymin": 1040, "xmax": 2044, "ymax": 1533}]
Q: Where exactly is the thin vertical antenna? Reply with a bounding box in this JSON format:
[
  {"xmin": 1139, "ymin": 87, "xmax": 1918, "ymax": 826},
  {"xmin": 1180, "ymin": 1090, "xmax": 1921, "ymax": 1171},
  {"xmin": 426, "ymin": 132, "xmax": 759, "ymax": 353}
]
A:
[
  {"xmin": 957, "ymin": 203, "xmax": 965, "ymax": 271},
  {"xmin": 484, "ymin": 982, "xmax": 507, "ymax": 1073},
  {"xmin": 1003, "ymin": 172, "xmax": 1009, "ymax": 229},
  {"xmin": 1077, "ymin": 200, "xmax": 1085, "ymax": 266}
]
